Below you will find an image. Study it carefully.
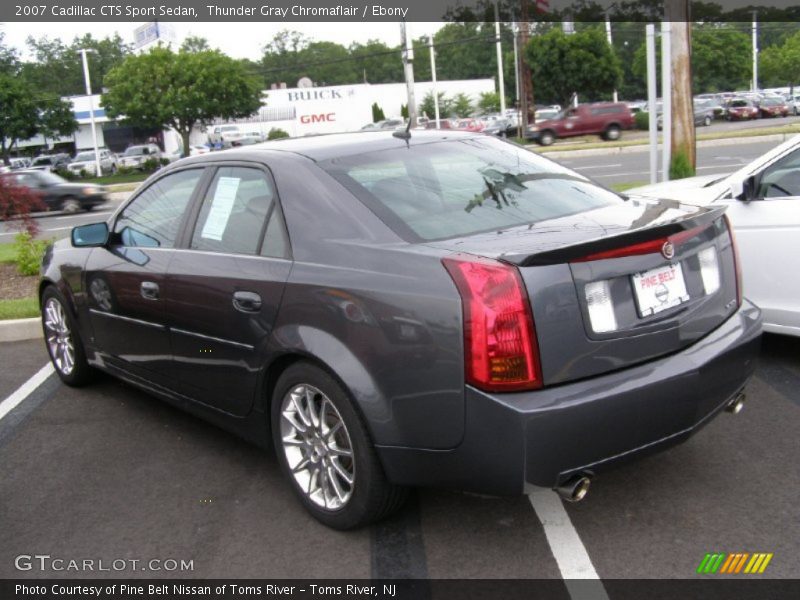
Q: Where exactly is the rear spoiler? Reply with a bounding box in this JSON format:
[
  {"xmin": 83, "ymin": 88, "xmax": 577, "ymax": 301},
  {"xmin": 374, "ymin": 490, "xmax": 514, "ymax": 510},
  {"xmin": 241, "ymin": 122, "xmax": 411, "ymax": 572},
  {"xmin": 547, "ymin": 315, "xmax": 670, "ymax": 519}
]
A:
[{"xmin": 501, "ymin": 205, "xmax": 728, "ymax": 267}]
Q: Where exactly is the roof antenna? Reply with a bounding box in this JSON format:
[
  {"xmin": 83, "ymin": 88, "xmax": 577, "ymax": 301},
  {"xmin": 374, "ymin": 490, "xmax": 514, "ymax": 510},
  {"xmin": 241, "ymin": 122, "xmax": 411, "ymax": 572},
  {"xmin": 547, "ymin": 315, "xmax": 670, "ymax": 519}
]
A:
[{"xmin": 393, "ymin": 118, "xmax": 412, "ymax": 142}]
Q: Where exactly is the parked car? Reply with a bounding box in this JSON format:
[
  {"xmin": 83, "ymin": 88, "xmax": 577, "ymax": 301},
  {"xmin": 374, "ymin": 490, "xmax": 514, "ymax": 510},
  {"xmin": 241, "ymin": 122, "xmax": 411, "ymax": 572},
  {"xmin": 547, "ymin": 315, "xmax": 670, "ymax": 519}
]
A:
[
  {"xmin": 454, "ymin": 118, "xmax": 485, "ymax": 132},
  {"xmin": 725, "ymin": 98, "xmax": 759, "ymax": 120},
  {"xmin": 482, "ymin": 118, "xmax": 517, "ymax": 137},
  {"xmin": 31, "ymin": 153, "xmax": 71, "ymax": 170},
  {"xmin": 3, "ymin": 169, "xmax": 107, "ymax": 213},
  {"xmin": 656, "ymin": 100, "xmax": 715, "ymax": 129},
  {"xmin": 526, "ymin": 102, "xmax": 635, "ymax": 145},
  {"xmin": 758, "ymin": 96, "xmax": 790, "ymax": 118},
  {"xmin": 67, "ymin": 149, "xmax": 118, "ymax": 177},
  {"xmin": 789, "ymin": 94, "xmax": 800, "ymax": 115},
  {"xmin": 189, "ymin": 145, "xmax": 212, "ymax": 156},
  {"xmin": 118, "ymin": 144, "xmax": 162, "ymax": 170},
  {"xmin": 629, "ymin": 134, "xmax": 800, "ymax": 336},
  {"xmin": 208, "ymin": 124, "xmax": 246, "ymax": 145},
  {"xmin": 42, "ymin": 131, "xmax": 761, "ymax": 529}
]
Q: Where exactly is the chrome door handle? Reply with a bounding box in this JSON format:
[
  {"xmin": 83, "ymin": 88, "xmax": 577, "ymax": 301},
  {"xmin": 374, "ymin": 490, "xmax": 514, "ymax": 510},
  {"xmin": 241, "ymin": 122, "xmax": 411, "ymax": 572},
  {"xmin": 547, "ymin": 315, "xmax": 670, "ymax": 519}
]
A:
[
  {"xmin": 233, "ymin": 291, "xmax": 262, "ymax": 313},
  {"xmin": 140, "ymin": 281, "xmax": 160, "ymax": 300}
]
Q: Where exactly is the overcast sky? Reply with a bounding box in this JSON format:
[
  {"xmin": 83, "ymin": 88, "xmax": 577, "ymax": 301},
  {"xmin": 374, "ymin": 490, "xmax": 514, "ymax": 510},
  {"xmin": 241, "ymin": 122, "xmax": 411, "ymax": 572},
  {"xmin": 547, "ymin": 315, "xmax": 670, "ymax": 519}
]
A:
[{"xmin": 0, "ymin": 21, "xmax": 443, "ymax": 59}]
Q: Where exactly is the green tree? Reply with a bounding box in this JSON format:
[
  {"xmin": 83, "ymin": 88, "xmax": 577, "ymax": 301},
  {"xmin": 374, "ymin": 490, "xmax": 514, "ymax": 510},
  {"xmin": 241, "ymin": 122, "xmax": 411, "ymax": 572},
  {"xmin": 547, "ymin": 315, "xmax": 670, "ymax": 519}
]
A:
[
  {"xmin": 760, "ymin": 30, "xmax": 800, "ymax": 88},
  {"xmin": 349, "ymin": 40, "xmax": 402, "ymax": 83},
  {"xmin": 22, "ymin": 33, "xmax": 132, "ymax": 97},
  {"xmin": 419, "ymin": 91, "xmax": 454, "ymax": 119},
  {"xmin": 632, "ymin": 23, "xmax": 751, "ymax": 95},
  {"xmin": 260, "ymin": 31, "xmax": 357, "ymax": 87},
  {"xmin": 526, "ymin": 27, "xmax": 622, "ymax": 106},
  {"xmin": 180, "ymin": 35, "xmax": 213, "ymax": 53},
  {"xmin": 451, "ymin": 93, "xmax": 473, "ymax": 117},
  {"xmin": 0, "ymin": 73, "xmax": 76, "ymax": 166},
  {"xmin": 478, "ymin": 91, "xmax": 501, "ymax": 113},
  {"xmin": 102, "ymin": 46, "xmax": 262, "ymax": 155}
]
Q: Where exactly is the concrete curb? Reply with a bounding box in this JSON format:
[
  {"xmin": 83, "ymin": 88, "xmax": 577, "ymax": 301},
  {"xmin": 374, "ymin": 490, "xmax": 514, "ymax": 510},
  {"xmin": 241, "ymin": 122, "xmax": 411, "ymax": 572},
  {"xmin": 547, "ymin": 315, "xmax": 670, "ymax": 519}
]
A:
[
  {"xmin": 533, "ymin": 132, "xmax": 796, "ymax": 160},
  {"xmin": 0, "ymin": 318, "xmax": 42, "ymax": 343}
]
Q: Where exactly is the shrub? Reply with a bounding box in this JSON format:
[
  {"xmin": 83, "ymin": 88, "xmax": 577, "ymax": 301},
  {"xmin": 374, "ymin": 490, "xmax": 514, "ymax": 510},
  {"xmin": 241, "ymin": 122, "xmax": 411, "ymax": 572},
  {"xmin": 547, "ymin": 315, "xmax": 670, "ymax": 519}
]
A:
[
  {"xmin": 117, "ymin": 165, "xmax": 136, "ymax": 176},
  {"xmin": 54, "ymin": 167, "xmax": 77, "ymax": 181},
  {"xmin": 371, "ymin": 102, "xmax": 385, "ymax": 123},
  {"xmin": 268, "ymin": 128, "xmax": 290, "ymax": 140},
  {"xmin": 12, "ymin": 232, "xmax": 49, "ymax": 276},
  {"xmin": 0, "ymin": 176, "xmax": 44, "ymax": 236},
  {"xmin": 669, "ymin": 149, "xmax": 696, "ymax": 180},
  {"xmin": 159, "ymin": 157, "xmax": 170, "ymax": 166},
  {"xmin": 142, "ymin": 157, "xmax": 161, "ymax": 172},
  {"xmin": 634, "ymin": 111, "xmax": 649, "ymax": 130}
]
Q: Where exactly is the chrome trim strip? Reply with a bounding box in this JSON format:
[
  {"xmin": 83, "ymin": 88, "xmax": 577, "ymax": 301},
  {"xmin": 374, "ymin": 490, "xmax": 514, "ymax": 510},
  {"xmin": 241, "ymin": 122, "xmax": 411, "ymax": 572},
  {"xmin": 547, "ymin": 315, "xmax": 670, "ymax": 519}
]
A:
[
  {"xmin": 89, "ymin": 309, "xmax": 166, "ymax": 331},
  {"xmin": 170, "ymin": 327, "xmax": 255, "ymax": 351}
]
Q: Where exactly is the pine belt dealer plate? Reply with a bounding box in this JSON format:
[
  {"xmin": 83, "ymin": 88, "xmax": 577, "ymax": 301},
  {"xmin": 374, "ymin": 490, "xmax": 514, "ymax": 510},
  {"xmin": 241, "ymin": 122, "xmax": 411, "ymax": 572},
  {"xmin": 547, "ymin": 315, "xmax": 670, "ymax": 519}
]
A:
[{"xmin": 632, "ymin": 263, "xmax": 690, "ymax": 317}]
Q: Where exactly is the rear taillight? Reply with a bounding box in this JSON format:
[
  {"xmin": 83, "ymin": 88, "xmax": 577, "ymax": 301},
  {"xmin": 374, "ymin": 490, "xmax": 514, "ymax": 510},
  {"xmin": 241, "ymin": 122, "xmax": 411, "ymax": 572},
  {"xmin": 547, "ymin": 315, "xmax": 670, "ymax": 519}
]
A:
[
  {"xmin": 573, "ymin": 223, "xmax": 710, "ymax": 263},
  {"xmin": 443, "ymin": 254, "xmax": 542, "ymax": 392},
  {"xmin": 724, "ymin": 214, "xmax": 743, "ymax": 307}
]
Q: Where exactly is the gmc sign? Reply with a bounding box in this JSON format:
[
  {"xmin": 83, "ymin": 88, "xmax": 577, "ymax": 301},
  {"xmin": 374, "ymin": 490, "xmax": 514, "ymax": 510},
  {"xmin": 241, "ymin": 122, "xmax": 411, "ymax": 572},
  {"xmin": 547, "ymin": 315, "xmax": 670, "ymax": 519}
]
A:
[{"xmin": 300, "ymin": 113, "xmax": 336, "ymax": 124}]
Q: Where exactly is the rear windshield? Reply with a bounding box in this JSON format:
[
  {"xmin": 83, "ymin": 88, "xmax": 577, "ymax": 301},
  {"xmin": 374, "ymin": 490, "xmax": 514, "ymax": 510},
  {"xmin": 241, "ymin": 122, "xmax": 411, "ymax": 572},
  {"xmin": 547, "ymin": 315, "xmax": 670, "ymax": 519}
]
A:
[{"xmin": 321, "ymin": 136, "xmax": 623, "ymax": 242}]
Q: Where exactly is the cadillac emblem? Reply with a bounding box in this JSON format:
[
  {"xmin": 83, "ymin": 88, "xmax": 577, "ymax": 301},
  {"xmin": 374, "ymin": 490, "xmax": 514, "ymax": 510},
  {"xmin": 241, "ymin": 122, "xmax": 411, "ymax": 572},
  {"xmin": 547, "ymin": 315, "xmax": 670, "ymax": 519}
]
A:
[{"xmin": 662, "ymin": 241, "xmax": 675, "ymax": 260}]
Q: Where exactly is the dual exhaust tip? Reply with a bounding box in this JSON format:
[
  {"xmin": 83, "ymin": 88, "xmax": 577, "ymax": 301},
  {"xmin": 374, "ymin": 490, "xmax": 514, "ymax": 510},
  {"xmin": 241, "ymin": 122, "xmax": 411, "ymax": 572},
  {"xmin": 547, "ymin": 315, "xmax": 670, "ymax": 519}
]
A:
[
  {"xmin": 553, "ymin": 393, "xmax": 746, "ymax": 503},
  {"xmin": 556, "ymin": 474, "xmax": 592, "ymax": 503}
]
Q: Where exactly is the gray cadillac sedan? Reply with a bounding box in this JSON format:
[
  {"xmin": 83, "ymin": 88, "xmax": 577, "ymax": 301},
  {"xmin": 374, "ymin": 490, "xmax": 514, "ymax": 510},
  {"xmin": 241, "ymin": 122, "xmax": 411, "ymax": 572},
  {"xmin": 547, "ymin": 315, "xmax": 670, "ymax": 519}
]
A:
[{"xmin": 39, "ymin": 131, "xmax": 762, "ymax": 529}]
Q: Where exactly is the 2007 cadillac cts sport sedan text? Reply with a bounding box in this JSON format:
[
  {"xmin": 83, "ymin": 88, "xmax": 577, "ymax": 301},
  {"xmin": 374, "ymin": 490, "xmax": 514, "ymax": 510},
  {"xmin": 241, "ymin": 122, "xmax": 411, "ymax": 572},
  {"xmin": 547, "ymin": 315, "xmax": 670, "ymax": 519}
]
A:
[{"xmin": 39, "ymin": 131, "xmax": 762, "ymax": 529}]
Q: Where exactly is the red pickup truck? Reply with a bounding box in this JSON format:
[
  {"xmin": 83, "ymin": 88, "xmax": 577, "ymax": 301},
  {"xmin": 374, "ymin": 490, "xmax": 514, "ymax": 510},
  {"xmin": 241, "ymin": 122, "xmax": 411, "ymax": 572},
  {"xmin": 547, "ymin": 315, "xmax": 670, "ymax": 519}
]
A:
[{"xmin": 526, "ymin": 103, "xmax": 635, "ymax": 146}]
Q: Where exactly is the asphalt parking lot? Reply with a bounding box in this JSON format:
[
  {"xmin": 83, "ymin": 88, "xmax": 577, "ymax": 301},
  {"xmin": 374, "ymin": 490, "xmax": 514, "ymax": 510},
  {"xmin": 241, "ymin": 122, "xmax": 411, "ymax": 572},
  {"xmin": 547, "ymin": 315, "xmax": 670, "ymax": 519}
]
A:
[{"xmin": 1, "ymin": 333, "xmax": 798, "ymax": 585}]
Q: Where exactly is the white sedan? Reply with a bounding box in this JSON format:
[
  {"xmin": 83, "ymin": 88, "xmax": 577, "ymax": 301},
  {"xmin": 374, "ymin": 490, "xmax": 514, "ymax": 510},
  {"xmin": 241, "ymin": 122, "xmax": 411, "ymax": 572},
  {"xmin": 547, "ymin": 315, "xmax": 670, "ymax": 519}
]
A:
[{"xmin": 629, "ymin": 135, "xmax": 800, "ymax": 337}]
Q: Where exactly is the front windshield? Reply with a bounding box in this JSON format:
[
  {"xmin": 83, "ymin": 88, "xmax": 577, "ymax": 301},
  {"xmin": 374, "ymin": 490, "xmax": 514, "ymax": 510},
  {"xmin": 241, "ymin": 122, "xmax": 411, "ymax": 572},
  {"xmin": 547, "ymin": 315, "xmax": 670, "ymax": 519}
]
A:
[
  {"xmin": 74, "ymin": 152, "xmax": 95, "ymax": 162},
  {"xmin": 124, "ymin": 147, "xmax": 146, "ymax": 156},
  {"xmin": 762, "ymin": 98, "xmax": 780, "ymax": 106},
  {"xmin": 322, "ymin": 136, "xmax": 623, "ymax": 242}
]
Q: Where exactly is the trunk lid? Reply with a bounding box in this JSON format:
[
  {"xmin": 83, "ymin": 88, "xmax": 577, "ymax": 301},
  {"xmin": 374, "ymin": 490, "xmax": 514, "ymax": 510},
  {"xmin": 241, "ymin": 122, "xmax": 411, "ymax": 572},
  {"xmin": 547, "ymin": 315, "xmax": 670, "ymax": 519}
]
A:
[{"xmin": 428, "ymin": 198, "xmax": 740, "ymax": 385}]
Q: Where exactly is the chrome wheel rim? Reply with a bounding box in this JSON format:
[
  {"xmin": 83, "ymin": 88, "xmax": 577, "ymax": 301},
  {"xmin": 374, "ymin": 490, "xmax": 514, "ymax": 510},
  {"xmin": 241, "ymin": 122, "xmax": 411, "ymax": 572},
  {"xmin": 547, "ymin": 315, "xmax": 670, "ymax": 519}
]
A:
[
  {"xmin": 280, "ymin": 384, "xmax": 355, "ymax": 510},
  {"xmin": 63, "ymin": 199, "xmax": 80, "ymax": 213},
  {"xmin": 43, "ymin": 298, "xmax": 75, "ymax": 375}
]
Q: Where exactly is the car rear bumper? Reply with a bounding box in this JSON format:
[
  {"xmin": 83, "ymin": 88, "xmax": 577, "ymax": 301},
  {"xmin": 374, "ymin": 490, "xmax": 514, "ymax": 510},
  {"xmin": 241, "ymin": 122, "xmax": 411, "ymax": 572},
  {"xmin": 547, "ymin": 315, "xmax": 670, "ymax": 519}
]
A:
[{"xmin": 377, "ymin": 299, "xmax": 762, "ymax": 495}]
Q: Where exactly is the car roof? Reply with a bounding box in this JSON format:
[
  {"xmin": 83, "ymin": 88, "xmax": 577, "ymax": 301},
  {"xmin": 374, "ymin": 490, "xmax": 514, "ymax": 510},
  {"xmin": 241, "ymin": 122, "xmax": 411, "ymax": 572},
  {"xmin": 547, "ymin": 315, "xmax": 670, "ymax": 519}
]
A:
[{"xmin": 178, "ymin": 130, "xmax": 483, "ymax": 163}]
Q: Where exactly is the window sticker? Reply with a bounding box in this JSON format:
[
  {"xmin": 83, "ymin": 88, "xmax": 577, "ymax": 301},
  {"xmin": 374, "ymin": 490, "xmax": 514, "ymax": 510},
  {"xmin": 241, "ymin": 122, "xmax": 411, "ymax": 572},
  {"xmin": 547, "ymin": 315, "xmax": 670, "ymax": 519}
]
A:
[{"xmin": 200, "ymin": 177, "xmax": 240, "ymax": 241}]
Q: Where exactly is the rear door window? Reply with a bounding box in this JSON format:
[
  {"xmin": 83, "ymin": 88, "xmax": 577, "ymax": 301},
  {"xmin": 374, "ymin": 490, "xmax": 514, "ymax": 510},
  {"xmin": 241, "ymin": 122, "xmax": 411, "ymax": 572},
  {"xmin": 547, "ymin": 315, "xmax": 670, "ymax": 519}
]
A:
[{"xmin": 190, "ymin": 166, "xmax": 283, "ymax": 256}]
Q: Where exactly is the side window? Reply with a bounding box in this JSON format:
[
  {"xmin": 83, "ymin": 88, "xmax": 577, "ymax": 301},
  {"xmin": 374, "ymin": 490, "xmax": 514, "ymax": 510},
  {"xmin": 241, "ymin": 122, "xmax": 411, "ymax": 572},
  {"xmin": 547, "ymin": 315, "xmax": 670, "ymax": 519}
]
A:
[
  {"xmin": 114, "ymin": 169, "xmax": 203, "ymax": 248},
  {"xmin": 191, "ymin": 166, "xmax": 274, "ymax": 255},
  {"xmin": 759, "ymin": 149, "xmax": 800, "ymax": 198},
  {"xmin": 261, "ymin": 207, "xmax": 290, "ymax": 259}
]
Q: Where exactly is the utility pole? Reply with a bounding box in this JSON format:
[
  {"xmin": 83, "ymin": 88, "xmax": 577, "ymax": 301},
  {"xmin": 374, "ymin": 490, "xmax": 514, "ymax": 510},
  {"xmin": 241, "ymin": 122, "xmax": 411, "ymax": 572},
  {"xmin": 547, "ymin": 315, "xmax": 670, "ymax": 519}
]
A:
[
  {"xmin": 646, "ymin": 24, "xmax": 658, "ymax": 184},
  {"xmin": 661, "ymin": 21, "xmax": 672, "ymax": 182},
  {"xmin": 518, "ymin": 0, "xmax": 534, "ymax": 131},
  {"xmin": 605, "ymin": 16, "xmax": 618, "ymax": 103},
  {"xmin": 512, "ymin": 22, "xmax": 521, "ymax": 133},
  {"xmin": 494, "ymin": 1, "xmax": 506, "ymax": 114},
  {"xmin": 667, "ymin": 0, "xmax": 696, "ymax": 178},
  {"xmin": 429, "ymin": 35, "xmax": 440, "ymax": 128},
  {"xmin": 400, "ymin": 21, "xmax": 417, "ymax": 127},
  {"xmin": 752, "ymin": 12, "xmax": 759, "ymax": 92},
  {"xmin": 78, "ymin": 48, "xmax": 102, "ymax": 177}
]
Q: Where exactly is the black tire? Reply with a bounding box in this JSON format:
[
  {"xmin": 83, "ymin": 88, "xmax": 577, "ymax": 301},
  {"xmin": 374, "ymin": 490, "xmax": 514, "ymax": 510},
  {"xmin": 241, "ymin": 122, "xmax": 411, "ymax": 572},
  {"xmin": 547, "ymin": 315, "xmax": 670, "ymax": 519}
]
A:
[
  {"xmin": 538, "ymin": 130, "xmax": 555, "ymax": 146},
  {"xmin": 603, "ymin": 124, "xmax": 622, "ymax": 141},
  {"xmin": 41, "ymin": 286, "xmax": 95, "ymax": 386},
  {"xmin": 703, "ymin": 116, "xmax": 712, "ymax": 127},
  {"xmin": 271, "ymin": 361, "xmax": 407, "ymax": 529}
]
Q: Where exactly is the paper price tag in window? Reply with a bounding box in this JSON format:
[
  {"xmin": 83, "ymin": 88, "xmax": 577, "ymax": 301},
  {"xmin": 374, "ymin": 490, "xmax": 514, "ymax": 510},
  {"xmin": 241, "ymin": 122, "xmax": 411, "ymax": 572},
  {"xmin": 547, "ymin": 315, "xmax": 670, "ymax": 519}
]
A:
[{"xmin": 201, "ymin": 177, "xmax": 240, "ymax": 241}]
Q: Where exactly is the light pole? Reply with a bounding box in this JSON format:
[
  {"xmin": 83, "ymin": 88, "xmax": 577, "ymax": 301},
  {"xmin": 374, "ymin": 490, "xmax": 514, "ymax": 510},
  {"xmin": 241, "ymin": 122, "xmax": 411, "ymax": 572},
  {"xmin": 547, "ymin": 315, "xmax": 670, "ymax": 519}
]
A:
[{"xmin": 78, "ymin": 48, "xmax": 102, "ymax": 177}]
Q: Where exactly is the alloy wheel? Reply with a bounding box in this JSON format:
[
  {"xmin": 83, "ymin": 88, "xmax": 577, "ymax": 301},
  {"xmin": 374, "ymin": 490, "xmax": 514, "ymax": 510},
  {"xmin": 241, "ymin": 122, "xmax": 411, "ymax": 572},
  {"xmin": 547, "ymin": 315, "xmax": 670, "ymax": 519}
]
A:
[
  {"xmin": 280, "ymin": 384, "xmax": 355, "ymax": 510},
  {"xmin": 44, "ymin": 298, "xmax": 75, "ymax": 375}
]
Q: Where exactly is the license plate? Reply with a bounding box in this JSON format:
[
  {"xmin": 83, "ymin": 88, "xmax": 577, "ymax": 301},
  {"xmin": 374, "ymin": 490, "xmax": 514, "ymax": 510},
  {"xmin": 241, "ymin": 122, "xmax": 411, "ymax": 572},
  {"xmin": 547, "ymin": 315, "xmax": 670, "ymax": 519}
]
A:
[{"xmin": 632, "ymin": 263, "xmax": 690, "ymax": 317}]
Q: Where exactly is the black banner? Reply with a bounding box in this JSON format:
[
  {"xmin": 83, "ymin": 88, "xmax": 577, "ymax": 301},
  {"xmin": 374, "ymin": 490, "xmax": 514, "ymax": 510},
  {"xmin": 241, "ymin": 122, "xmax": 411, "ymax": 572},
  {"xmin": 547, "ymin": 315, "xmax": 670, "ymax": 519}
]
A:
[
  {"xmin": 3, "ymin": 579, "xmax": 800, "ymax": 600},
  {"xmin": 3, "ymin": 0, "xmax": 800, "ymax": 23}
]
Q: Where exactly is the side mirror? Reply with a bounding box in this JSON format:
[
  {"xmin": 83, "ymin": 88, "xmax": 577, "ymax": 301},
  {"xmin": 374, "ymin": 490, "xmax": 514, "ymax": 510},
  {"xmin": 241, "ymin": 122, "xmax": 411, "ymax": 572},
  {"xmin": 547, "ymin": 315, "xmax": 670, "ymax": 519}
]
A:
[
  {"xmin": 730, "ymin": 175, "xmax": 757, "ymax": 202},
  {"xmin": 72, "ymin": 222, "xmax": 109, "ymax": 247}
]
